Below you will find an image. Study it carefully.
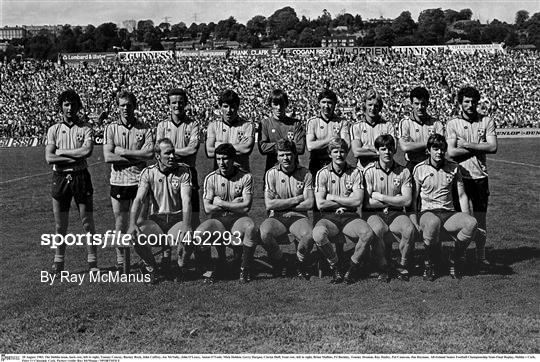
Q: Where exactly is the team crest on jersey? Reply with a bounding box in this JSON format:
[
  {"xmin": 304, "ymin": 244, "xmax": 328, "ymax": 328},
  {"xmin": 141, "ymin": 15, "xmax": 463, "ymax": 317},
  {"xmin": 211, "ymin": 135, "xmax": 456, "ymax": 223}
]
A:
[
  {"xmin": 185, "ymin": 132, "xmax": 191, "ymax": 140},
  {"xmin": 287, "ymin": 131, "xmax": 294, "ymax": 140},
  {"xmin": 76, "ymin": 134, "xmax": 84, "ymax": 142},
  {"xmin": 238, "ymin": 131, "xmax": 244, "ymax": 139},
  {"xmin": 171, "ymin": 177, "xmax": 180, "ymax": 189},
  {"xmin": 477, "ymin": 128, "xmax": 486, "ymax": 139},
  {"xmin": 393, "ymin": 178, "xmax": 401, "ymax": 187},
  {"xmin": 234, "ymin": 185, "xmax": 242, "ymax": 197},
  {"xmin": 344, "ymin": 180, "xmax": 353, "ymax": 196},
  {"xmin": 446, "ymin": 174, "xmax": 454, "ymax": 183},
  {"xmin": 136, "ymin": 133, "xmax": 144, "ymax": 142},
  {"xmin": 296, "ymin": 181, "xmax": 304, "ymax": 190}
]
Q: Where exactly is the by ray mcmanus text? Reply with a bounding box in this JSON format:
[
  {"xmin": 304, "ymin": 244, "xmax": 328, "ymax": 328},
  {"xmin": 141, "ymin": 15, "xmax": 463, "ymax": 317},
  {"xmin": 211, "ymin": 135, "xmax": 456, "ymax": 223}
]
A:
[{"xmin": 41, "ymin": 270, "xmax": 151, "ymax": 284}]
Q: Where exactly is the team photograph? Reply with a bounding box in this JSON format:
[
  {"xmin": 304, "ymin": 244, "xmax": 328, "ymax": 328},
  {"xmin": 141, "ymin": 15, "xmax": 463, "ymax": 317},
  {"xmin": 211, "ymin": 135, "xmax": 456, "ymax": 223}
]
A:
[{"xmin": 0, "ymin": 0, "xmax": 538, "ymax": 357}]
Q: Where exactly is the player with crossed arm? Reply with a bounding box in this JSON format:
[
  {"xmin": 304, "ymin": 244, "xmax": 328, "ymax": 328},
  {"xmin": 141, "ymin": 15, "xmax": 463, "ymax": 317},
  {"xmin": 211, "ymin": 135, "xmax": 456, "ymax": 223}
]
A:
[
  {"xmin": 398, "ymin": 87, "xmax": 444, "ymax": 171},
  {"xmin": 412, "ymin": 134, "xmax": 478, "ymax": 280},
  {"xmin": 206, "ymin": 89, "xmax": 255, "ymax": 172},
  {"xmin": 306, "ymin": 89, "xmax": 350, "ymax": 179},
  {"xmin": 363, "ymin": 134, "xmax": 416, "ymax": 282},
  {"xmin": 45, "ymin": 89, "xmax": 98, "ymax": 275},
  {"xmin": 258, "ymin": 89, "xmax": 306, "ymax": 172},
  {"xmin": 156, "ymin": 88, "xmax": 201, "ymax": 268},
  {"xmin": 103, "ymin": 91, "xmax": 154, "ymax": 273},
  {"xmin": 348, "ymin": 89, "xmax": 394, "ymax": 269},
  {"xmin": 197, "ymin": 143, "xmax": 258, "ymax": 284},
  {"xmin": 396, "ymin": 87, "xmax": 444, "ymax": 264},
  {"xmin": 127, "ymin": 138, "xmax": 192, "ymax": 284},
  {"xmin": 313, "ymin": 138, "xmax": 376, "ymax": 284},
  {"xmin": 350, "ymin": 89, "xmax": 395, "ymax": 169},
  {"xmin": 446, "ymin": 86, "xmax": 498, "ymax": 273},
  {"xmin": 260, "ymin": 139, "xmax": 315, "ymax": 279}
]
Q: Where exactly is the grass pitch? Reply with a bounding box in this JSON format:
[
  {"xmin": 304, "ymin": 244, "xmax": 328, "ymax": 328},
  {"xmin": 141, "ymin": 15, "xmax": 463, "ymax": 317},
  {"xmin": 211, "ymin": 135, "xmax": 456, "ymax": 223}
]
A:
[{"xmin": 0, "ymin": 139, "xmax": 538, "ymax": 353}]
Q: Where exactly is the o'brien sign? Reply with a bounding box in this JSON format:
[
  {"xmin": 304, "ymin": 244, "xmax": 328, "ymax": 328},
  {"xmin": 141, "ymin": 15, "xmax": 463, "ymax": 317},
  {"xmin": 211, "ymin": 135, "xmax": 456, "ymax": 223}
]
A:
[{"xmin": 331, "ymin": 44, "xmax": 505, "ymax": 56}]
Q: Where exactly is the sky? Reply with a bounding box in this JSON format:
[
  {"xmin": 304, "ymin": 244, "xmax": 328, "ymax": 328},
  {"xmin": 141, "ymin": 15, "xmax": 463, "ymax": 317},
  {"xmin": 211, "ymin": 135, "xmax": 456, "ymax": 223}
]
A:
[{"xmin": 1, "ymin": 0, "xmax": 537, "ymax": 28}]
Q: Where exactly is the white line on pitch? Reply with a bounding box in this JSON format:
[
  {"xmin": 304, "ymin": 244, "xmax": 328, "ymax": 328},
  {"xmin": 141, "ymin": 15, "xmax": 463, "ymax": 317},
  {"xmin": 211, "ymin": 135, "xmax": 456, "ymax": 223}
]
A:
[
  {"xmin": 488, "ymin": 158, "xmax": 540, "ymax": 169},
  {"xmin": 0, "ymin": 161, "xmax": 105, "ymax": 185}
]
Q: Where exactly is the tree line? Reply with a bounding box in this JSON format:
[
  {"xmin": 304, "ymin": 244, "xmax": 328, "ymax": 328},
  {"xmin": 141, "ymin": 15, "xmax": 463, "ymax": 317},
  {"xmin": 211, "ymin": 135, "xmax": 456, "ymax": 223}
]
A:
[{"xmin": 2, "ymin": 7, "xmax": 539, "ymax": 60}]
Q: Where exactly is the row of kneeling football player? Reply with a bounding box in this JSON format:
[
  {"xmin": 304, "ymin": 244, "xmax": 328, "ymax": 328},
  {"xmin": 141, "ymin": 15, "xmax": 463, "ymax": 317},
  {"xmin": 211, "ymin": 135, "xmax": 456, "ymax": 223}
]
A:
[{"xmin": 117, "ymin": 134, "xmax": 477, "ymax": 285}]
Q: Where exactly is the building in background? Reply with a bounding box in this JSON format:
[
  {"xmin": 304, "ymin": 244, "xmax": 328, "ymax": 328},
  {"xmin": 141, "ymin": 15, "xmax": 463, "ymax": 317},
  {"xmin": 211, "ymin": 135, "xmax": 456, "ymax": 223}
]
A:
[
  {"xmin": 321, "ymin": 35, "xmax": 356, "ymax": 47},
  {"xmin": 23, "ymin": 25, "xmax": 63, "ymax": 37},
  {"xmin": 0, "ymin": 26, "xmax": 26, "ymax": 40}
]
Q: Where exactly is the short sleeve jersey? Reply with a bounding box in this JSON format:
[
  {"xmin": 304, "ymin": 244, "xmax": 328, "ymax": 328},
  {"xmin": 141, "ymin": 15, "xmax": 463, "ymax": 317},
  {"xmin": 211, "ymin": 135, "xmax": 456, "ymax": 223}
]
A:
[
  {"xmin": 350, "ymin": 117, "xmax": 395, "ymax": 168},
  {"xmin": 315, "ymin": 163, "xmax": 363, "ymax": 211},
  {"xmin": 155, "ymin": 117, "xmax": 200, "ymax": 167},
  {"xmin": 207, "ymin": 117, "xmax": 254, "ymax": 171},
  {"xmin": 413, "ymin": 159, "xmax": 462, "ymax": 212},
  {"xmin": 363, "ymin": 161, "xmax": 412, "ymax": 210},
  {"xmin": 265, "ymin": 165, "xmax": 313, "ymax": 216},
  {"xmin": 46, "ymin": 120, "xmax": 94, "ymax": 172},
  {"xmin": 139, "ymin": 164, "xmax": 191, "ymax": 215},
  {"xmin": 398, "ymin": 115, "xmax": 444, "ymax": 164},
  {"xmin": 203, "ymin": 167, "xmax": 253, "ymax": 218},
  {"xmin": 446, "ymin": 115, "xmax": 496, "ymax": 179},
  {"xmin": 105, "ymin": 120, "xmax": 154, "ymax": 186},
  {"xmin": 306, "ymin": 115, "xmax": 349, "ymax": 163}
]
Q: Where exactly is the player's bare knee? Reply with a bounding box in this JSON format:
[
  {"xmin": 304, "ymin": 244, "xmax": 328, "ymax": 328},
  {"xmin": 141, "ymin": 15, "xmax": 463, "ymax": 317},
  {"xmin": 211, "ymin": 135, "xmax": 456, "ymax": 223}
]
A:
[
  {"xmin": 424, "ymin": 213, "xmax": 441, "ymax": 226},
  {"xmin": 402, "ymin": 222, "xmax": 416, "ymax": 241},
  {"xmin": 259, "ymin": 223, "xmax": 274, "ymax": 245},
  {"xmin": 367, "ymin": 216, "xmax": 386, "ymax": 234},
  {"xmin": 465, "ymin": 217, "xmax": 478, "ymax": 234},
  {"xmin": 358, "ymin": 227, "xmax": 375, "ymax": 245},
  {"xmin": 312, "ymin": 226, "xmax": 328, "ymax": 246},
  {"xmin": 242, "ymin": 223, "xmax": 257, "ymax": 240},
  {"xmin": 296, "ymin": 227, "xmax": 313, "ymax": 243},
  {"xmin": 421, "ymin": 219, "xmax": 440, "ymax": 237}
]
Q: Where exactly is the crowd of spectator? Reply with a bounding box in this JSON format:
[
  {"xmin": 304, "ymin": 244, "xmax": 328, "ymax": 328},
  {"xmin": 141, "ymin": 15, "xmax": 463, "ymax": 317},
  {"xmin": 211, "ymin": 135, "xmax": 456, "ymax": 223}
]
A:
[{"xmin": 0, "ymin": 49, "xmax": 538, "ymax": 139}]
